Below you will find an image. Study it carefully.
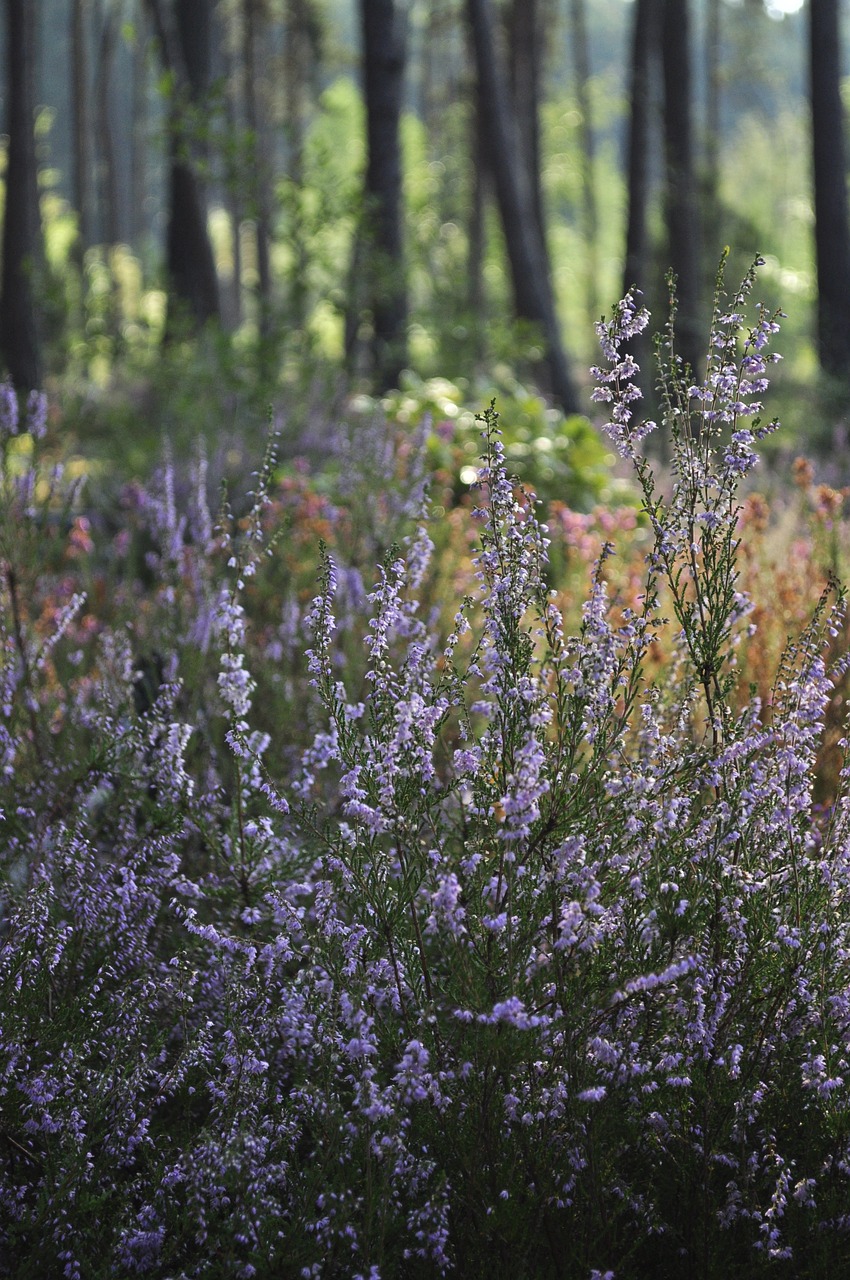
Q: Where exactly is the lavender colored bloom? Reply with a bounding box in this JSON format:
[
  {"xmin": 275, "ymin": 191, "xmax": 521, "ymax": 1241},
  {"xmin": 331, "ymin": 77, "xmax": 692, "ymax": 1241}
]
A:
[
  {"xmin": 426, "ymin": 872, "xmax": 467, "ymax": 938},
  {"xmin": 25, "ymin": 390, "xmax": 47, "ymax": 440},
  {"xmin": 590, "ymin": 292, "xmax": 656, "ymax": 457},
  {"xmin": 0, "ymin": 381, "xmax": 18, "ymax": 436}
]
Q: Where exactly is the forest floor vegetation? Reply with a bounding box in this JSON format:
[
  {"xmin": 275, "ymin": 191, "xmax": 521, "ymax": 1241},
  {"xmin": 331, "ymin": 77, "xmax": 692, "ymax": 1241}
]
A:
[{"xmin": 3, "ymin": 261, "xmax": 850, "ymax": 1277}]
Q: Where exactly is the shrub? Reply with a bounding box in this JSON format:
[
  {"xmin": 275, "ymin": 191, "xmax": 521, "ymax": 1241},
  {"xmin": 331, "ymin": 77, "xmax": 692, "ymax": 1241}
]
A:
[
  {"xmin": 353, "ymin": 371, "xmax": 631, "ymax": 511},
  {"xmin": 2, "ymin": 259, "xmax": 850, "ymax": 1278}
]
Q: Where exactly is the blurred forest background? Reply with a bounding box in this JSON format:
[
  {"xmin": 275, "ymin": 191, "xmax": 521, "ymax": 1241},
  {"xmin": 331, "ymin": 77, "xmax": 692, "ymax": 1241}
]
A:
[{"xmin": 0, "ymin": 0, "xmax": 848, "ymax": 480}]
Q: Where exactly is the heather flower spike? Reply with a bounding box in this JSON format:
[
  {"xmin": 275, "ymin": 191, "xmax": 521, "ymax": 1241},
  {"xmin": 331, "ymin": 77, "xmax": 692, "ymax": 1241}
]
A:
[{"xmin": 590, "ymin": 289, "xmax": 656, "ymax": 457}]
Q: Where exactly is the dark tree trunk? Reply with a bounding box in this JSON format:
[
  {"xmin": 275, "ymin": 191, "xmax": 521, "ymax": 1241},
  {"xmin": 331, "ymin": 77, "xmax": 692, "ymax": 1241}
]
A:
[
  {"xmin": 360, "ymin": 0, "xmax": 408, "ymax": 391},
  {"xmin": 222, "ymin": 37, "xmax": 244, "ymax": 330},
  {"xmin": 418, "ymin": 0, "xmax": 449, "ymax": 138},
  {"xmin": 175, "ymin": 0, "xmax": 210, "ymax": 88},
  {"xmin": 567, "ymin": 0, "xmax": 599, "ymax": 320},
  {"xmin": 166, "ymin": 158, "xmax": 220, "ymax": 331},
  {"xmin": 809, "ymin": 0, "xmax": 850, "ymax": 380},
  {"xmin": 146, "ymin": 0, "xmax": 220, "ymax": 332},
  {"xmin": 507, "ymin": 0, "xmax": 544, "ymax": 244},
  {"xmin": 71, "ymin": 0, "xmax": 94, "ymax": 260},
  {"xmin": 622, "ymin": 0, "xmax": 660, "ymax": 399},
  {"xmin": 283, "ymin": 0, "xmax": 313, "ymax": 328},
  {"xmin": 467, "ymin": 57, "xmax": 487, "ymax": 359},
  {"xmin": 661, "ymin": 0, "xmax": 701, "ymax": 379},
  {"xmin": 623, "ymin": 0, "xmax": 659, "ymax": 298},
  {"xmin": 244, "ymin": 0, "xmax": 273, "ymax": 338},
  {"xmin": 170, "ymin": 0, "xmax": 219, "ymax": 330},
  {"xmin": 0, "ymin": 0, "xmax": 42, "ymax": 391},
  {"xmin": 130, "ymin": 6, "xmax": 149, "ymax": 251},
  {"xmin": 704, "ymin": 0, "xmax": 721, "ymax": 215},
  {"xmin": 95, "ymin": 5, "xmax": 120, "ymax": 249},
  {"xmin": 284, "ymin": 0, "xmax": 310, "ymax": 190},
  {"xmin": 467, "ymin": 0, "xmax": 578, "ymax": 414}
]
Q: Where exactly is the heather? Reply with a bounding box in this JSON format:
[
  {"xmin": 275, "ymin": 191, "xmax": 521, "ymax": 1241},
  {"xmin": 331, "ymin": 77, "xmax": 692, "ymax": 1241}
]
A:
[{"xmin": 4, "ymin": 264, "xmax": 850, "ymax": 1280}]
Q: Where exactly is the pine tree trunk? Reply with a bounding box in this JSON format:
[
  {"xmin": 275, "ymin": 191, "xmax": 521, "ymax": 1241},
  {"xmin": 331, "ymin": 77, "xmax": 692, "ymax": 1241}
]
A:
[
  {"xmin": 95, "ymin": 7, "xmax": 120, "ymax": 249},
  {"xmin": 704, "ymin": 0, "xmax": 721, "ymax": 217},
  {"xmin": 222, "ymin": 37, "xmax": 244, "ymax": 331},
  {"xmin": 130, "ymin": 7, "xmax": 149, "ymax": 252},
  {"xmin": 622, "ymin": 0, "xmax": 660, "ymax": 403},
  {"xmin": 466, "ymin": 58, "xmax": 487, "ymax": 362},
  {"xmin": 661, "ymin": 0, "xmax": 701, "ymax": 379},
  {"xmin": 0, "ymin": 0, "xmax": 43, "ymax": 391},
  {"xmin": 507, "ymin": 0, "xmax": 544, "ymax": 245},
  {"xmin": 360, "ymin": 0, "xmax": 408, "ymax": 391},
  {"xmin": 71, "ymin": 0, "xmax": 94, "ymax": 262},
  {"xmin": 567, "ymin": 0, "xmax": 599, "ymax": 320},
  {"xmin": 467, "ymin": 0, "xmax": 578, "ymax": 414},
  {"xmin": 166, "ymin": 157, "xmax": 220, "ymax": 331},
  {"xmin": 809, "ymin": 0, "xmax": 850, "ymax": 380},
  {"xmin": 243, "ymin": 0, "xmax": 273, "ymax": 338},
  {"xmin": 145, "ymin": 0, "xmax": 220, "ymax": 332},
  {"xmin": 284, "ymin": 0, "xmax": 312, "ymax": 328},
  {"xmin": 623, "ymin": 0, "xmax": 659, "ymax": 298}
]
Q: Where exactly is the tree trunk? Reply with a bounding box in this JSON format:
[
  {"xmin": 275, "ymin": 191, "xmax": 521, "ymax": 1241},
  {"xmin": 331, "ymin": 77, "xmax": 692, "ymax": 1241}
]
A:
[
  {"xmin": 95, "ymin": 4, "xmax": 120, "ymax": 249},
  {"xmin": 146, "ymin": 0, "xmax": 220, "ymax": 332},
  {"xmin": 0, "ymin": 0, "xmax": 43, "ymax": 391},
  {"xmin": 507, "ymin": 0, "xmax": 544, "ymax": 245},
  {"xmin": 622, "ymin": 0, "xmax": 660, "ymax": 400},
  {"xmin": 623, "ymin": 0, "xmax": 659, "ymax": 297},
  {"xmin": 359, "ymin": 0, "xmax": 408, "ymax": 391},
  {"xmin": 166, "ymin": 157, "xmax": 220, "ymax": 331},
  {"xmin": 283, "ymin": 0, "xmax": 313, "ymax": 328},
  {"xmin": 171, "ymin": 0, "xmax": 219, "ymax": 328},
  {"xmin": 466, "ymin": 54, "xmax": 487, "ymax": 362},
  {"xmin": 418, "ymin": 0, "xmax": 447, "ymax": 138},
  {"xmin": 222, "ymin": 36, "xmax": 244, "ymax": 330},
  {"xmin": 661, "ymin": 0, "xmax": 701, "ymax": 379},
  {"xmin": 243, "ymin": 0, "xmax": 273, "ymax": 338},
  {"xmin": 71, "ymin": 0, "xmax": 94, "ymax": 261},
  {"xmin": 704, "ymin": 0, "xmax": 721, "ymax": 216},
  {"xmin": 130, "ymin": 5, "xmax": 149, "ymax": 252},
  {"xmin": 809, "ymin": 0, "xmax": 850, "ymax": 380},
  {"xmin": 467, "ymin": 0, "xmax": 578, "ymax": 414},
  {"xmin": 567, "ymin": 0, "xmax": 599, "ymax": 321}
]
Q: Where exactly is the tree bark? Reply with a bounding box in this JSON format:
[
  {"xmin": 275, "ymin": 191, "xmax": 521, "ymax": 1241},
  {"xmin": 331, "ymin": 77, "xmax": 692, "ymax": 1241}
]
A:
[
  {"xmin": 171, "ymin": 0, "xmax": 219, "ymax": 329},
  {"xmin": 467, "ymin": 0, "xmax": 578, "ymax": 414},
  {"xmin": 567, "ymin": 0, "xmax": 599, "ymax": 321},
  {"xmin": 704, "ymin": 0, "xmax": 721, "ymax": 216},
  {"xmin": 661, "ymin": 0, "xmax": 701, "ymax": 379},
  {"xmin": 418, "ymin": 0, "xmax": 448, "ymax": 138},
  {"xmin": 71, "ymin": 0, "xmax": 94, "ymax": 260},
  {"xmin": 507, "ymin": 0, "xmax": 544, "ymax": 245},
  {"xmin": 283, "ymin": 0, "xmax": 314, "ymax": 329},
  {"xmin": 166, "ymin": 158, "xmax": 220, "ymax": 331},
  {"xmin": 466, "ymin": 53, "xmax": 487, "ymax": 358},
  {"xmin": 359, "ymin": 0, "xmax": 408, "ymax": 391},
  {"xmin": 95, "ymin": 4, "xmax": 120, "ymax": 249},
  {"xmin": 243, "ymin": 0, "xmax": 273, "ymax": 338},
  {"xmin": 146, "ymin": 0, "xmax": 220, "ymax": 332},
  {"xmin": 130, "ymin": 6, "xmax": 149, "ymax": 252},
  {"xmin": 222, "ymin": 35, "xmax": 244, "ymax": 330},
  {"xmin": 622, "ymin": 0, "xmax": 660, "ymax": 401},
  {"xmin": 0, "ymin": 0, "xmax": 43, "ymax": 391},
  {"xmin": 809, "ymin": 0, "xmax": 850, "ymax": 380},
  {"xmin": 623, "ymin": 0, "xmax": 659, "ymax": 298}
]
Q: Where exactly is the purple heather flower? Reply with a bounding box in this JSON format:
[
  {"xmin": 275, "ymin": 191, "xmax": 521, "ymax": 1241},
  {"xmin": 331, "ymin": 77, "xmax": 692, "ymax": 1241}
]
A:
[
  {"xmin": 0, "ymin": 381, "xmax": 18, "ymax": 436},
  {"xmin": 26, "ymin": 389, "xmax": 47, "ymax": 440}
]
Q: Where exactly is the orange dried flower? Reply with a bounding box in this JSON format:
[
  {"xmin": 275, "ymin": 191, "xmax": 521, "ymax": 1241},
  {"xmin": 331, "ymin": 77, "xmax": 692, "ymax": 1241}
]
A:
[{"xmin": 792, "ymin": 456, "xmax": 814, "ymax": 490}]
